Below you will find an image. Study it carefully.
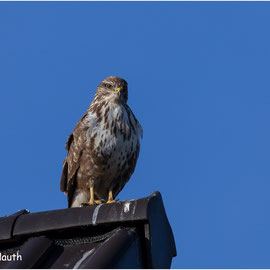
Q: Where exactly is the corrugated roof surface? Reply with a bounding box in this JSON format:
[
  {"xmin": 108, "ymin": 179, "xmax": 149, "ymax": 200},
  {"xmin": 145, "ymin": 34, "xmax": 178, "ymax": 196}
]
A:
[{"xmin": 0, "ymin": 191, "xmax": 176, "ymax": 269}]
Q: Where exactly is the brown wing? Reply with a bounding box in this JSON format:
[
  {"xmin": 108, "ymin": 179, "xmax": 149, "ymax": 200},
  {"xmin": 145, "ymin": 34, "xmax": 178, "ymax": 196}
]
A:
[{"xmin": 60, "ymin": 112, "xmax": 88, "ymax": 207}]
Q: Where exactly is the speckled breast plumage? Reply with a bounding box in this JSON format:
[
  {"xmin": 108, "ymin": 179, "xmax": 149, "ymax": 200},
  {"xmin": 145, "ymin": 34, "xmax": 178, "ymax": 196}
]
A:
[{"xmin": 77, "ymin": 100, "xmax": 142, "ymax": 201}]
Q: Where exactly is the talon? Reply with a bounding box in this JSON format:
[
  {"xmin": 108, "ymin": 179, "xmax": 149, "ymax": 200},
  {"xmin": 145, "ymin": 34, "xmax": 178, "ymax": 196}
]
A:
[
  {"xmin": 107, "ymin": 199, "xmax": 117, "ymax": 204},
  {"xmin": 94, "ymin": 200, "xmax": 102, "ymax": 204},
  {"xmin": 88, "ymin": 199, "xmax": 102, "ymax": 205}
]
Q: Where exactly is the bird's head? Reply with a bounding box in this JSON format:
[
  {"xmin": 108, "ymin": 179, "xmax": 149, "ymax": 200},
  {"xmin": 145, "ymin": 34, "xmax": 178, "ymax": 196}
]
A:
[{"xmin": 96, "ymin": 76, "xmax": 128, "ymax": 103}]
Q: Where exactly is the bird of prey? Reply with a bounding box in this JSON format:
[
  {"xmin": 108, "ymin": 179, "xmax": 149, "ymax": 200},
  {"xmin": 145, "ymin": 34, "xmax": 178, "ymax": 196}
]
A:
[{"xmin": 60, "ymin": 76, "xmax": 143, "ymax": 208}]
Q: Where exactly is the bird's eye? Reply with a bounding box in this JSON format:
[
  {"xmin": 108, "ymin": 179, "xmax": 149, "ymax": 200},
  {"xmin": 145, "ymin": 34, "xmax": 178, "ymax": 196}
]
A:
[{"xmin": 106, "ymin": 84, "xmax": 113, "ymax": 90}]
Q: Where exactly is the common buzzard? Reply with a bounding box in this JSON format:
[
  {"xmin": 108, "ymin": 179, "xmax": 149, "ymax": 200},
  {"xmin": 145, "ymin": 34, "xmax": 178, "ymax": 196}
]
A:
[{"xmin": 60, "ymin": 76, "xmax": 143, "ymax": 207}]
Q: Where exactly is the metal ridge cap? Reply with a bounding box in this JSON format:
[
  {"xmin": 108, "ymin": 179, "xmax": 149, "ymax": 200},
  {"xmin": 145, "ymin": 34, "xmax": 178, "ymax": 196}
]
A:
[
  {"xmin": 0, "ymin": 210, "xmax": 29, "ymax": 242},
  {"xmin": 12, "ymin": 192, "xmax": 161, "ymax": 237}
]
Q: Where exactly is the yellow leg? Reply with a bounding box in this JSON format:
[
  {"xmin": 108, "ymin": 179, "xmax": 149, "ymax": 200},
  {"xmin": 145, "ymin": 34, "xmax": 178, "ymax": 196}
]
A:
[
  {"xmin": 89, "ymin": 187, "xmax": 102, "ymax": 205},
  {"xmin": 107, "ymin": 190, "xmax": 117, "ymax": 203}
]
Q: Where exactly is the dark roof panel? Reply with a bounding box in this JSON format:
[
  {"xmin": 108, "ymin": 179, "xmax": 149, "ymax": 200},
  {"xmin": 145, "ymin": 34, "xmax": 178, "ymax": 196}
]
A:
[
  {"xmin": 0, "ymin": 210, "xmax": 28, "ymax": 242},
  {"xmin": 0, "ymin": 191, "xmax": 176, "ymax": 269}
]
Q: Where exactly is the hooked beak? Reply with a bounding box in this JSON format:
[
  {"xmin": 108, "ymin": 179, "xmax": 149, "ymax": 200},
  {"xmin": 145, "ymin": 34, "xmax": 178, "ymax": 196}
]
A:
[{"xmin": 109, "ymin": 87, "xmax": 121, "ymax": 94}]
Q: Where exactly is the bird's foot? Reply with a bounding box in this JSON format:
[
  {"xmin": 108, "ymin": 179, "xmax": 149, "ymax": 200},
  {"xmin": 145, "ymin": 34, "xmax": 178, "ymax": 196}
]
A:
[
  {"xmin": 81, "ymin": 200, "xmax": 103, "ymax": 207},
  {"xmin": 106, "ymin": 198, "xmax": 119, "ymax": 204},
  {"xmin": 89, "ymin": 199, "xmax": 103, "ymax": 205}
]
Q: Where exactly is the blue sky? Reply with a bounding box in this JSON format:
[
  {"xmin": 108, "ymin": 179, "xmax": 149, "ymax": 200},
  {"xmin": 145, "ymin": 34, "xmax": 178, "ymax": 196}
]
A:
[{"xmin": 1, "ymin": 2, "xmax": 270, "ymax": 268}]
